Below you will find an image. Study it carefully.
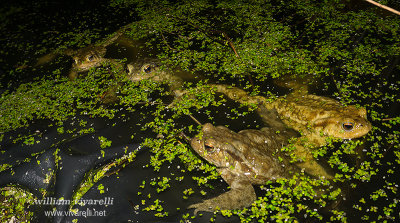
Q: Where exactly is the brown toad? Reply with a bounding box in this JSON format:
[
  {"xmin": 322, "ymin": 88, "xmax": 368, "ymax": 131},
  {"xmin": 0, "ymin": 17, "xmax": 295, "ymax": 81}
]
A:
[
  {"xmin": 189, "ymin": 117, "xmax": 299, "ymax": 214},
  {"xmin": 35, "ymin": 27, "xmax": 129, "ymax": 79},
  {"xmin": 211, "ymin": 84, "xmax": 372, "ymax": 178},
  {"xmin": 126, "ymin": 59, "xmax": 184, "ymax": 91}
]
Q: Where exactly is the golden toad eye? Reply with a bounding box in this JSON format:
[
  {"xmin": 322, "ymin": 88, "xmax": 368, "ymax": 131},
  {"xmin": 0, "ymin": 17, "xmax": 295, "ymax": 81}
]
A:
[
  {"xmin": 342, "ymin": 122, "xmax": 354, "ymax": 131},
  {"xmin": 143, "ymin": 64, "xmax": 152, "ymax": 73},
  {"xmin": 87, "ymin": 55, "xmax": 94, "ymax": 61},
  {"xmin": 204, "ymin": 144, "xmax": 214, "ymax": 153}
]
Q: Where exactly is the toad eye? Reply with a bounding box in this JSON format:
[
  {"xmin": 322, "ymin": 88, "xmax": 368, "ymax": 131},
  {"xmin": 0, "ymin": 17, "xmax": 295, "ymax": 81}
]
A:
[
  {"xmin": 229, "ymin": 92, "xmax": 238, "ymax": 99},
  {"xmin": 204, "ymin": 144, "xmax": 214, "ymax": 153},
  {"xmin": 143, "ymin": 64, "xmax": 152, "ymax": 73},
  {"xmin": 87, "ymin": 55, "xmax": 94, "ymax": 61},
  {"xmin": 342, "ymin": 122, "xmax": 354, "ymax": 131}
]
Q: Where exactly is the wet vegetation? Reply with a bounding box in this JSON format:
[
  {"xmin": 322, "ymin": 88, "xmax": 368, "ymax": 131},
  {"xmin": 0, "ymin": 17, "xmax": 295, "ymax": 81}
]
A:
[{"xmin": 1, "ymin": 0, "xmax": 400, "ymax": 222}]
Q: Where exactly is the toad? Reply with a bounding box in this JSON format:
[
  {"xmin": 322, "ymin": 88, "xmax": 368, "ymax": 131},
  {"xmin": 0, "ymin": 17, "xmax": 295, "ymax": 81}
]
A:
[
  {"xmin": 35, "ymin": 26, "xmax": 129, "ymax": 79},
  {"xmin": 210, "ymin": 84, "xmax": 372, "ymax": 177},
  {"xmin": 188, "ymin": 112, "xmax": 300, "ymax": 213},
  {"xmin": 126, "ymin": 59, "xmax": 184, "ymax": 91}
]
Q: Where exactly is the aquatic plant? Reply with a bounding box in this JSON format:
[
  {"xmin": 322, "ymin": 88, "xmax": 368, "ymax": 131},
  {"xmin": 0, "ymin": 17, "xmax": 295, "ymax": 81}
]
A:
[{"xmin": 0, "ymin": 0, "xmax": 399, "ymax": 222}]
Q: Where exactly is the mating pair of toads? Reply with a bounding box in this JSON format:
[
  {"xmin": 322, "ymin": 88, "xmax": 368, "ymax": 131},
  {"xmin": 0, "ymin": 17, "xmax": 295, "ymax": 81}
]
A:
[{"xmin": 37, "ymin": 30, "xmax": 372, "ymax": 215}]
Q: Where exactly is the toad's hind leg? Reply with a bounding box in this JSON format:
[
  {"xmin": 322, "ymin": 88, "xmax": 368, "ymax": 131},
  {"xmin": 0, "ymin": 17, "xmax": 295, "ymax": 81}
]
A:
[{"xmin": 188, "ymin": 170, "xmax": 256, "ymax": 215}]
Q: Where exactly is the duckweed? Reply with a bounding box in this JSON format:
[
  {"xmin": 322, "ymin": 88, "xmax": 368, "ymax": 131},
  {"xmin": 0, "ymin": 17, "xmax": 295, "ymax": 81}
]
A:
[{"xmin": 1, "ymin": 0, "xmax": 400, "ymax": 222}]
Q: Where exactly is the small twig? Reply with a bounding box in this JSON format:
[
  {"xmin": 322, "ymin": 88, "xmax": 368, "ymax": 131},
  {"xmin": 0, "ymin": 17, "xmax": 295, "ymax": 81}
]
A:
[
  {"xmin": 166, "ymin": 15, "xmax": 236, "ymax": 56},
  {"xmin": 296, "ymin": 16, "xmax": 317, "ymax": 48},
  {"xmin": 178, "ymin": 133, "xmax": 191, "ymax": 143},
  {"xmin": 166, "ymin": 14, "xmax": 226, "ymax": 46},
  {"xmin": 135, "ymin": 101, "xmax": 164, "ymax": 106},
  {"xmin": 365, "ymin": 0, "xmax": 400, "ymax": 16},
  {"xmin": 166, "ymin": 14, "xmax": 255, "ymax": 88},
  {"xmin": 382, "ymin": 118, "xmax": 396, "ymax": 121},
  {"xmin": 188, "ymin": 114, "xmax": 202, "ymax": 126},
  {"xmin": 160, "ymin": 32, "xmax": 178, "ymax": 51},
  {"xmin": 382, "ymin": 143, "xmax": 395, "ymax": 158},
  {"xmin": 133, "ymin": 100, "xmax": 203, "ymax": 126},
  {"xmin": 214, "ymin": 31, "xmax": 240, "ymax": 58},
  {"xmin": 128, "ymin": 200, "xmax": 136, "ymax": 209},
  {"xmin": 210, "ymin": 30, "xmax": 255, "ymax": 87}
]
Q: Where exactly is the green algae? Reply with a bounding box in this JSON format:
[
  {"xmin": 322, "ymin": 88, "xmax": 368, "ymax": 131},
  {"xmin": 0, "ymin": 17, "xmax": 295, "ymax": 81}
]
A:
[{"xmin": 0, "ymin": 0, "xmax": 399, "ymax": 222}]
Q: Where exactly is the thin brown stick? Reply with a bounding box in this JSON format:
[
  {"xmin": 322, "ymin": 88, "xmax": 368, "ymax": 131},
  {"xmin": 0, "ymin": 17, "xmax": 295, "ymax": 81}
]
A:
[
  {"xmin": 166, "ymin": 14, "xmax": 226, "ymax": 46},
  {"xmin": 365, "ymin": 0, "xmax": 400, "ymax": 16},
  {"xmin": 166, "ymin": 14, "xmax": 255, "ymax": 87},
  {"xmin": 382, "ymin": 118, "xmax": 397, "ymax": 121},
  {"xmin": 166, "ymin": 14, "xmax": 240, "ymax": 57},
  {"xmin": 210, "ymin": 30, "xmax": 255, "ymax": 87},
  {"xmin": 178, "ymin": 133, "xmax": 191, "ymax": 143},
  {"xmin": 218, "ymin": 31, "xmax": 240, "ymax": 58},
  {"xmin": 135, "ymin": 100, "xmax": 203, "ymax": 126},
  {"xmin": 188, "ymin": 114, "xmax": 202, "ymax": 125},
  {"xmin": 160, "ymin": 32, "xmax": 178, "ymax": 51}
]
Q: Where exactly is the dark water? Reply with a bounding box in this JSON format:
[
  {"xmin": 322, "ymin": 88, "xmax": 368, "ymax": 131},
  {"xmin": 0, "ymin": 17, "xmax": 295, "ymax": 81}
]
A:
[
  {"xmin": 0, "ymin": 0, "xmax": 135, "ymax": 89},
  {"xmin": 0, "ymin": 108, "xmax": 244, "ymax": 223},
  {"xmin": 0, "ymin": 1, "xmax": 259, "ymax": 222},
  {"xmin": 1, "ymin": 0, "xmax": 400, "ymax": 223},
  {"xmin": 0, "ymin": 99, "xmax": 260, "ymax": 222}
]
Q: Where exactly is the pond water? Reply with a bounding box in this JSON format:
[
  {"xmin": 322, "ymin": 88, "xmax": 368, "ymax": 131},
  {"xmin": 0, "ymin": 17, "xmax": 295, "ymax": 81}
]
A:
[{"xmin": 1, "ymin": 0, "xmax": 400, "ymax": 223}]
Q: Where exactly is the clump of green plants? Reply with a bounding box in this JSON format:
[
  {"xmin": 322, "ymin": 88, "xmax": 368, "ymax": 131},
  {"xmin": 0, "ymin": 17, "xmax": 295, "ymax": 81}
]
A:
[
  {"xmin": 108, "ymin": 0, "xmax": 400, "ymax": 221},
  {"xmin": 0, "ymin": 62, "xmax": 147, "ymax": 133},
  {"xmin": 1, "ymin": 0, "xmax": 400, "ymax": 222},
  {"xmin": 71, "ymin": 150, "xmax": 137, "ymax": 208},
  {"xmin": 0, "ymin": 186, "xmax": 36, "ymax": 222}
]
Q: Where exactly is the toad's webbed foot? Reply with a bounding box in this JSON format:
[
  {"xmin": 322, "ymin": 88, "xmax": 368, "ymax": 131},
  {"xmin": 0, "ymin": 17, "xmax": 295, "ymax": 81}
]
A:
[{"xmin": 188, "ymin": 180, "xmax": 256, "ymax": 215}]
